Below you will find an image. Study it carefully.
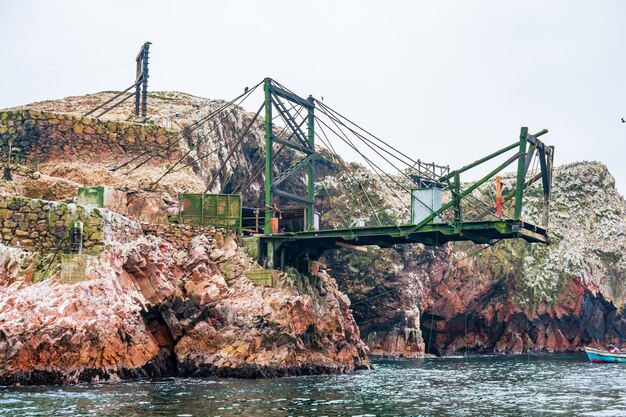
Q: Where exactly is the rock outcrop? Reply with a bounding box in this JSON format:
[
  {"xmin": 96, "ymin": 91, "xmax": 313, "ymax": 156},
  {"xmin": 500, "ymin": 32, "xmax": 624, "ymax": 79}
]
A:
[
  {"xmin": 0, "ymin": 92, "xmax": 369, "ymax": 385},
  {"xmin": 0, "ymin": 218, "xmax": 368, "ymax": 385},
  {"xmin": 2, "ymin": 89, "xmax": 625, "ymax": 386},
  {"xmin": 327, "ymin": 162, "xmax": 626, "ymax": 356}
]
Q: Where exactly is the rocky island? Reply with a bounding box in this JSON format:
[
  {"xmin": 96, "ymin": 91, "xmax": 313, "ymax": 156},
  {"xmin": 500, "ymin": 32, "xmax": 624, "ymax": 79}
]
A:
[{"xmin": 0, "ymin": 91, "xmax": 623, "ymax": 385}]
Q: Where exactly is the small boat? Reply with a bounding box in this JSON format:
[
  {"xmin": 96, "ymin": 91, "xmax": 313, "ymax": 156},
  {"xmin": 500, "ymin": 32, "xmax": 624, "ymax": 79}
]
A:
[{"xmin": 585, "ymin": 346, "xmax": 626, "ymax": 363}]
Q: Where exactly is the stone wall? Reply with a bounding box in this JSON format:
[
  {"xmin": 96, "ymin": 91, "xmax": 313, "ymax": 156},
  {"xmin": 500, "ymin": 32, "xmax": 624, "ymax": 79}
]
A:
[
  {"xmin": 0, "ymin": 110, "xmax": 178, "ymax": 164},
  {"xmin": 141, "ymin": 221, "xmax": 235, "ymax": 249},
  {"xmin": 0, "ymin": 195, "xmax": 142, "ymax": 254}
]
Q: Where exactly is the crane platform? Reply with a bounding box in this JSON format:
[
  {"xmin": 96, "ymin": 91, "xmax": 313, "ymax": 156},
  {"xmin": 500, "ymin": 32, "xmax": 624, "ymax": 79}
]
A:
[{"xmin": 257, "ymin": 219, "xmax": 547, "ymax": 271}]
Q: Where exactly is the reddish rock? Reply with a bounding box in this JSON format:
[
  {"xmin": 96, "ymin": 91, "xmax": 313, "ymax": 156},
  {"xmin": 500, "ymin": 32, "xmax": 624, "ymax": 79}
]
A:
[{"xmin": 0, "ymin": 225, "xmax": 369, "ymax": 385}]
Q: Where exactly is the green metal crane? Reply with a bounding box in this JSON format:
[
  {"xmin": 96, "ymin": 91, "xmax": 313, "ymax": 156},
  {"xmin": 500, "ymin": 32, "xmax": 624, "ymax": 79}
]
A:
[{"xmin": 257, "ymin": 79, "xmax": 554, "ymax": 273}]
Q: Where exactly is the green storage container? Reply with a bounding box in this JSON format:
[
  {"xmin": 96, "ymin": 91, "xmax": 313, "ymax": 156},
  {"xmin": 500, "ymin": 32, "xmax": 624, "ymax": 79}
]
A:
[
  {"xmin": 77, "ymin": 186, "xmax": 106, "ymax": 207},
  {"xmin": 178, "ymin": 193, "xmax": 242, "ymax": 231}
]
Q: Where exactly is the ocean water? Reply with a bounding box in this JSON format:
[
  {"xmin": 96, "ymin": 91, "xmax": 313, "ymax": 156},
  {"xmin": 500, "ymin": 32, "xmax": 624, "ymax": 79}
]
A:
[{"xmin": 0, "ymin": 354, "xmax": 624, "ymax": 417}]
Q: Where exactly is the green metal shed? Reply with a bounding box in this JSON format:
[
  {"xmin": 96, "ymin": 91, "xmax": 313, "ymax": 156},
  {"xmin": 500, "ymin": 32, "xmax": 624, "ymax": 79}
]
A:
[{"xmin": 177, "ymin": 193, "xmax": 242, "ymax": 231}]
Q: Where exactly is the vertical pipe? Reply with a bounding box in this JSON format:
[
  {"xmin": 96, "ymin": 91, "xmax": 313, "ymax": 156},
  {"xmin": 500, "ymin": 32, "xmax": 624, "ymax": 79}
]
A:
[
  {"xmin": 141, "ymin": 43, "xmax": 150, "ymax": 117},
  {"xmin": 542, "ymin": 189, "xmax": 549, "ymax": 227},
  {"xmin": 544, "ymin": 146, "xmax": 555, "ymax": 227},
  {"xmin": 514, "ymin": 127, "xmax": 528, "ymax": 220},
  {"xmin": 178, "ymin": 194, "xmax": 182, "ymax": 224},
  {"xmin": 264, "ymin": 78, "xmax": 273, "ymax": 233},
  {"xmin": 495, "ymin": 176, "xmax": 503, "ymax": 217},
  {"xmin": 306, "ymin": 95, "xmax": 315, "ymax": 230},
  {"xmin": 263, "ymin": 78, "xmax": 274, "ymax": 268},
  {"xmin": 280, "ymin": 246, "xmax": 286, "ymax": 272},
  {"xmin": 201, "ymin": 194, "xmax": 204, "ymax": 226},
  {"xmin": 453, "ymin": 172, "xmax": 461, "ymax": 229},
  {"xmin": 538, "ymin": 148, "xmax": 549, "ymax": 227},
  {"xmin": 410, "ymin": 188, "xmax": 414, "ymax": 224}
]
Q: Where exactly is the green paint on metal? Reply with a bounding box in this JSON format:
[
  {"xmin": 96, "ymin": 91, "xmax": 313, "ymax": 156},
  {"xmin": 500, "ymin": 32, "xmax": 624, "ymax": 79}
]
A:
[
  {"xmin": 259, "ymin": 219, "xmax": 548, "ymax": 272},
  {"xmin": 261, "ymin": 220, "xmax": 547, "ymax": 245},
  {"xmin": 494, "ymin": 222, "xmax": 507, "ymax": 234},
  {"xmin": 178, "ymin": 193, "xmax": 242, "ymax": 230},
  {"xmin": 453, "ymin": 171, "xmax": 461, "ymax": 229},
  {"xmin": 262, "ymin": 79, "xmax": 316, "ymax": 236},
  {"xmin": 514, "ymin": 127, "xmax": 528, "ymax": 220},
  {"xmin": 264, "ymin": 78, "xmax": 273, "ymax": 232},
  {"xmin": 406, "ymin": 151, "xmax": 521, "ymax": 235},
  {"xmin": 272, "ymin": 219, "xmax": 544, "ymax": 242},
  {"xmin": 439, "ymin": 141, "xmax": 519, "ymax": 182},
  {"xmin": 254, "ymin": 100, "xmax": 553, "ymax": 271},
  {"xmin": 306, "ymin": 95, "xmax": 315, "ymax": 230},
  {"xmin": 76, "ymin": 186, "xmax": 106, "ymax": 207}
]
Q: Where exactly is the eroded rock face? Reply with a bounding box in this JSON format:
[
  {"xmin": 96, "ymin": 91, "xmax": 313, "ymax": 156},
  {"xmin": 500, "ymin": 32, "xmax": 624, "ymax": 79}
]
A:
[
  {"xmin": 175, "ymin": 270, "xmax": 367, "ymax": 378},
  {"xmin": 0, "ymin": 90, "xmax": 370, "ymax": 385},
  {"xmin": 0, "ymin": 264, "xmax": 166, "ymax": 385},
  {"xmin": 5, "ymin": 91, "xmax": 625, "ymax": 368},
  {"xmin": 329, "ymin": 162, "xmax": 626, "ymax": 357},
  {"xmin": 325, "ymin": 244, "xmax": 428, "ymax": 358},
  {"xmin": 0, "ymin": 227, "xmax": 368, "ymax": 385}
]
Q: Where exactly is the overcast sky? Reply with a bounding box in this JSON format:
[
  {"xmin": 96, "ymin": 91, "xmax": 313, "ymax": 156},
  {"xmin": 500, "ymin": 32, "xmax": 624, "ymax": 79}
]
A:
[{"xmin": 2, "ymin": 1, "xmax": 625, "ymax": 194}]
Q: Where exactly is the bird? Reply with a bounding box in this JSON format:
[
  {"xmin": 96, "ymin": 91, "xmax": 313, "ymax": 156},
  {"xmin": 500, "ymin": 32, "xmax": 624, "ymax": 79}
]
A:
[
  {"xmin": 321, "ymin": 96, "xmax": 324, "ymax": 101},
  {"xmin": 621, "ymin": 117, "xmax": 625, "ymax": 123},
  {"xmin": 244, "ymin": 86, "xmax": 249, "ymax": 93}
]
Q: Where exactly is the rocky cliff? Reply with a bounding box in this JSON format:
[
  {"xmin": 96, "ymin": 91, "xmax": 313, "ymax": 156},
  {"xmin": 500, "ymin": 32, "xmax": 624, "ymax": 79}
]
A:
[
  {"xmin": 325, "ymin": 161, "xmax": 626, "ymax": 356},
  {"xmin": 2, "ymin": 89, "xmax": 625, "ymax": 387},
  {"xmin": 0, "ymin": 92, "xmax": 369, "ymax": 385},
  {"xmin": 0, "ymin": 221, "xmax": 368, "ymax": 385}
]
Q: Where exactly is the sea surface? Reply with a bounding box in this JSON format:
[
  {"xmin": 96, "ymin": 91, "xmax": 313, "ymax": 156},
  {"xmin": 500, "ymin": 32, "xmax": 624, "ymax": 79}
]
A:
[{"xmin": 1, "ymin": 354, "xmax": 624, "ymax": 417}]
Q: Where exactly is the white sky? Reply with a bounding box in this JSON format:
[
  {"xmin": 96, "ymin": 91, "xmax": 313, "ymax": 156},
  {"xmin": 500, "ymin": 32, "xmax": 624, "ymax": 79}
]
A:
[{"xmin": 2, "ymin": 1, "xmax": 625, "ymax": 194}]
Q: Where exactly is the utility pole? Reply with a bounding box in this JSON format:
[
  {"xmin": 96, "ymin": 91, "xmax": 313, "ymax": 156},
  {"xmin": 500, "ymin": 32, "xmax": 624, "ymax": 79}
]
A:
[{"xmin": 135, "ymin": 42, "xmax": 151, "ymax": 118}]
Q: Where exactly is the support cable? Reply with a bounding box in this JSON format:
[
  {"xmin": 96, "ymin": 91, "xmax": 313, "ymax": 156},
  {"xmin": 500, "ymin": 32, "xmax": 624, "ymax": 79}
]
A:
[
  {"xmin": 234, "ymin": 143, "xmax": 285, "ymax": 195},
  {"xmin": 272, "ymin": 82, "xmax": 502, "ymax": 217},
  {"xmin": 83, "ymin": 82, "xmax": 139, "ymax": 117},
  {"xmin": 314, "ymin": 130, "xmax": 370, "ymax": 227},
  {"xmin": 113, "ymin": 80, "xmax": 263, "ymax": 173},
  {"xmin": 128, "ymin": 83, "xmax": 260, "ymax": 176},
  {"xmin": 317, "ymin": 112, "xmax": 411, "ymax": 195},
  {"xmin": 318, "ymin": 104, "xmax": 503, "ymax": 221},
  {"xmin": 314, "ymin": 120, "xmax": 384, "ymax": 227},
  {"xmin": 316, "ymin": 114, "xmax": 413, "ymax": 232},
  {"xmin": 231, "ymin": 104, "xmax": 306, "ymax": 193},
  {"xmin": 317, "ymin": 102, "xmax": 421, "ymax": 173},
  {"xmin": 94, "ymin": 92, "xmax": 134, "ymax": 119},
  {"xmin": 320, "ymin": 132, "xmax": 410, "ymax": 229},
  {"xmin": 114, "ymin": 99, "xmax": 231, "ymax": 172},
  {"xmin": 316, "ymin": 109, "xmax": 464, "ymax": 229},
  {"xmin": 314, "ymin": 115, "xmax": 412, "ymax": 207},
  {"xmin": 275, "ymin": 81, "xmax": 416, "ymax": 176},
  {"xmin": 315, "ymin": 99, "xmax": 428, "ymax": 176},
  {"xmin": 315, "ymin": 112, "xmax": 451, "ymax": 229},
  {"xmin": 269, "ymin": 81, "xmax": 461, "ymax": 225},
  {"xmin": 171, "ymin": 91, "xmax": 273, "ymax": 177},
  {"xmin": 315, "ymin": 99, "xmax": 516, "ymax": 224},
  {"xmin": 145, "ymin": 85, "xmax": 261, "ymax": 186},
  {"xmin": 203, "ymin": 102, "xmax": 264, "ymax": 193}
]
